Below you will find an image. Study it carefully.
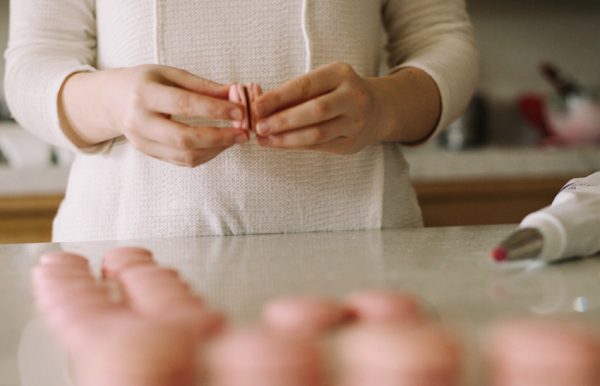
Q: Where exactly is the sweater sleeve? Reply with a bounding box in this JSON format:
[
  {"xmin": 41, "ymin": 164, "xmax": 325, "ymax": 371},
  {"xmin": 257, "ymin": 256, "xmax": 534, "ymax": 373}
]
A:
[
  {"xmin": 4, "ymin": 0, "xmax": 110, "ymax": 153},
  {"xmin": 382, "ymin": 0, "xmax": 479, "ymax": 139}
]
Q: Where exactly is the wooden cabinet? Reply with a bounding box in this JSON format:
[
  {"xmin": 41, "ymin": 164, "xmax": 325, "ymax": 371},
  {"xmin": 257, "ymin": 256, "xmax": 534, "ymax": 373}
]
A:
[
  {"xmin": 414, "ymin": 176, "xmax": 570, "ymax": 227},
  {"xmin": 0, "ymin": 195, "xmax": 62, "ymax": 244},
  {"xmin": 0, "ymin": 175, "xmax": 572, "ymax": 243}
]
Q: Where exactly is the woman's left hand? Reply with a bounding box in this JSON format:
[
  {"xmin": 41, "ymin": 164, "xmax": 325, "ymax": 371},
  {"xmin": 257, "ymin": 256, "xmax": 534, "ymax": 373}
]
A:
[{"xmin": 253, "ymin": 62, "xmax": 388, "ymax": 154}]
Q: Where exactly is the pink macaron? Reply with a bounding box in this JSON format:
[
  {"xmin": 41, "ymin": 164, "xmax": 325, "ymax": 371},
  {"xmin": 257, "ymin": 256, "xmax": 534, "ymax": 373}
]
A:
[
  {"xmin": 207, "ymin": 327, "xmax": 324, "ymax": 386},
  {"xmin": 70, "ymin": 314, "xmax": 197, "ymax": 386},
  {"xmin": 102, "ymin": 247, "xmax": 155, "ymax": 279},
  {"xmin": 36, "ymin": 284, "xmax": 112, "ymax": 314},
  {"xmin": 343, "ymin": 289, "xmax": 424, "ymax": 324},
  {"xmin": 162, "ymin": 303, "xmax": 226, "ymax": 340},
  {"xmin": 39, "ymin": 251, "xmax": 89, "ymax": 267},
  {"xmin": 337, "ymin": 323, "xmax": 463, "ymax": 386},
  {"xmin": 31, "ymin": 265, "xmax": 96, "ymax": 294},
  {"xmin": 484, "ymin": 318, "xmax": 600, "ymax": 386},
  {"xmin": 122, "ymin": 283, "xmax": 195, "ymax": 315},
  {"xmin": 263, "ymin": 295, "xmax": 353, "ymax": 338}
]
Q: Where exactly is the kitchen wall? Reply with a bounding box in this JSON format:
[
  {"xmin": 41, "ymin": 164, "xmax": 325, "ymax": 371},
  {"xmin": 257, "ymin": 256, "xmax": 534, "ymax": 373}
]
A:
[{"xmin": 468, "ymin": 0, "xmax": 600, "ymax": 144}]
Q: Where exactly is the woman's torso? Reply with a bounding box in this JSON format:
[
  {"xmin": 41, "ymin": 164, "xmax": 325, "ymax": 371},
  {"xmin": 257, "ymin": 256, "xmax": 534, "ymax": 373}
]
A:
[{"xmin": 53, "ymin": 0, "xmax": 422, "ymax": 241}]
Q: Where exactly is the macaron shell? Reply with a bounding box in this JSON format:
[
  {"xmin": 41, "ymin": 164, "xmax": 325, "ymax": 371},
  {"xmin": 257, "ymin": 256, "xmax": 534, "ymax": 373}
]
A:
[
  {"xmin": 208, "ymin": 327, "xmax": 324, "ymax": 386},
  {"xmin": 31, "ymin": 265, "xmax": 96, "ymax": 294},
  {"xmin": 247, "ymin": 83, "xmax": 263, "ymax": 134},
  {"xmin": 32, "ymin": 271, "xmax": 96, "ymax": 292},
  {"xmin": 37, "ymin": 285, "xmax": 112, "ymax": 313},
  {"xmin": 118, "ymin": 266, "xmax": 197, "ymax": 315},
  {"xmin": 119, "ymin": 265, "xmax": 179, "ymax": 282},
  {"xmin": 33, "ymin": 263, "xmax": 93, "ymax": 277},
  {"xmin": 263, "ymin": 295, "xmax": 352, "ymax": 338},
  {"xmin": 123, "ymin": 287, "xmax": 196, "ymax": 316},
  {"xmin": 485, "ymin": 318, "xmax": 600, "ymax": 386},
  {"xmin": 71, "ymin": 315, "xmax": 197, "ymax": 386},
  {"xmin": 162, "ymin": 305, "xmax": 226, "ymax": 340},
  {"xmin": 103, "ymin": 247, "xmax": 153, "ymax": 261},
  {"xmin": 47, "ymin": 303, "xmax": 125, "ymax": 351},
  {"xmin": 337, "ymin": 323, "xmax": 463, "ymax": 386},
  {"xmin": 39, "ymin": 251, "xmax": 89, "ymax": 267},
  {"xmin": 102, "ymin": 247, "xmax": 154, "ymax": 279},
  {"xmin": 344, "ymin": 289, "xmax": 424, "ymax": 324}
]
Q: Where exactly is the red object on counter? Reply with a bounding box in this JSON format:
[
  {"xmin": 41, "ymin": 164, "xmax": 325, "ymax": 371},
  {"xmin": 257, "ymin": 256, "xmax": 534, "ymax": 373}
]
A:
[{"xmin": 518, "ymin": 94, "xmax": 552, "ymax": 138}]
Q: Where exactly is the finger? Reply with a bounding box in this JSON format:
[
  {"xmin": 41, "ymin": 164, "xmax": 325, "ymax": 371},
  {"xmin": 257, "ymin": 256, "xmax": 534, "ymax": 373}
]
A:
[
  {"xmin": 255, "ymin": 88, "xmax": 346, "ymax": 136},
  {"xmin": 130, "ymin": 136, "xmax": 229, "ymax": 167},
  {"xmin": 254, "ymin": 64, "xmax": 342, "ymax": 118},
  {"xmin": 139, "ymin": 114, "xmax": 248, "ymax": 150},
  {"xmin": 143, "ymin": 83, "xmax": 243, "ymax": 121},
  {"xmin": 228, "ymin": 84, "xmax": 246, "ymax": 130},
  {"xmin": 249, "ymin": 83, "xmax": 263, "ymax": 102},
  {"xmin": 160, "ymin": 66, "xmax": 230, "ymax": 98},
  {"xmin": 229, "ymin": 84, "xmax": 242, "ymax": 104},
  {"xmin": 257, "ymin": 117, "xmax": 348, "ymax": 148}
]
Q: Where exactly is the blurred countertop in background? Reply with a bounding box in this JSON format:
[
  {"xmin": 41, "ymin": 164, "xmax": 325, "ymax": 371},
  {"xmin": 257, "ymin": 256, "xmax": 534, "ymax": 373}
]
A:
[
  {"xmin": 404, "ymin": 143, "xmax": 600, "ymax": 182},
  {"xmin": 1, "ymin": 123, "xmax": 599, "ymax": 196}
]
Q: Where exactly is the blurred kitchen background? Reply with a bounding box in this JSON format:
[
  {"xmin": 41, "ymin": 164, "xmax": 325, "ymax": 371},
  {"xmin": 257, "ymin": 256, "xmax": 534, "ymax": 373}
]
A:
[
  {"xmin": 0, "ymin": 0, "xmax": 8, "ymax": 121},
  {"xmin": 0, "ymin": 0, "xmax": 600, "ymax": 243}
]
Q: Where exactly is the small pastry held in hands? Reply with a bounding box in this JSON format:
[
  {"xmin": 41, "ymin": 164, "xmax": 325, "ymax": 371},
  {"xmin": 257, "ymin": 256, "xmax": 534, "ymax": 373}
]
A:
[{"xmin": 229, "ymin": 83, "xmax": 263, "ymax": 134}]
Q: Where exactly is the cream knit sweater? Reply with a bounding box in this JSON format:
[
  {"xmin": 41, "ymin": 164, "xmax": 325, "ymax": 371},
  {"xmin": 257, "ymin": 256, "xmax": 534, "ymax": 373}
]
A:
[{"xmin": 5, "ymin": 0, "xmax": 478, "ymax": 242}]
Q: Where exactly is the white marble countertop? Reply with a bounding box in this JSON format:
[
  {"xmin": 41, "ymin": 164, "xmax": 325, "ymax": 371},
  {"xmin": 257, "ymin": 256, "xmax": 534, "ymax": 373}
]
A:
[{"xmin": 2, "ymin": 225, "xmax": 600, "ymax": 385}]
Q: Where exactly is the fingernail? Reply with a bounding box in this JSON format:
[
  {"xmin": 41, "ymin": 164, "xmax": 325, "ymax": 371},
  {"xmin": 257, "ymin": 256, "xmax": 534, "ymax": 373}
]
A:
[
  {"xmin": 235, "ymin": 134, "xmax": 248, "ymax": 144},
  {"xmin": 230, "ymin": 109, "xmax": 243, "ymax": 121},
  {"xmin": 256, "ymin": 121, "xmax": 270, "ymax": 136},
  {"xmin": 257, "ymin": 136, "xmax": 270, "ymax": 146}
]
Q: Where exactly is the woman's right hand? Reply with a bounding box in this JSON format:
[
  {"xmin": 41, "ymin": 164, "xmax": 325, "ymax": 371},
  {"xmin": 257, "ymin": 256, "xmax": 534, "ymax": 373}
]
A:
[{"xmin": 60, "ymin": 65, "xmax": 249, "ymax": 167}]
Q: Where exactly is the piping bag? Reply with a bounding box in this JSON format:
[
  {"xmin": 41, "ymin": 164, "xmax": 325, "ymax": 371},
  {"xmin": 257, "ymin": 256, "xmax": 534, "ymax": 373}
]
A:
[{"xmin": 493, "ymin": 172, "xmax": 600, "ymax": 263}]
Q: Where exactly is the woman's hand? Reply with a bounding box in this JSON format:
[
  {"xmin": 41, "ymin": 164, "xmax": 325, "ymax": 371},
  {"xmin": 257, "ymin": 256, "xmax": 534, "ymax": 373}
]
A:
[
  {"xmin": 252, "ymin": 62, "xmax": 382, "ymax": 154},
  {"xmin": 60, "ymin": 65, "xmax": 249, "ymax": 167},
  {"xmin": 252, "ymin": 62, "xmax": 441, "ymax": 154}
]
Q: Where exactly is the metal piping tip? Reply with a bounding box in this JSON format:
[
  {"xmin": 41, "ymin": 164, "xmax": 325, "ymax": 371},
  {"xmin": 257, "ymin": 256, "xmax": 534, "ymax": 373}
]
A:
[{"xmin": 492, "ymin": 228, "xmax": 544, "ymax": 262}]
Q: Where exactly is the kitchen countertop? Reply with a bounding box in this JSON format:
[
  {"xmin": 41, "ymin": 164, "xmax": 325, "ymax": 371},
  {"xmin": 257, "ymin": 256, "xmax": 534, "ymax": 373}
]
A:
[
  {"xmin": 2, "ymin": 143, "xmax": 600, "ymax": 196},
  {"xmin": 403, "ymin": 144, "xmax": 600, "ymax": 181},
  {"xmin": 2, "ymin": 225, "xmax": 600, "ymax": 385},
  {"xmin": 0, "ymin": 167, "xmax": 69, "ymax": 196}
]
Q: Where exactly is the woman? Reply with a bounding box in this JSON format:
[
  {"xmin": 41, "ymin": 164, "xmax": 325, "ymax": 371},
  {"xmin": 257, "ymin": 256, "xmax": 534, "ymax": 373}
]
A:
[{"xmin": 5, "ymin": 0, "xmax": 478, "ymax": 241}]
